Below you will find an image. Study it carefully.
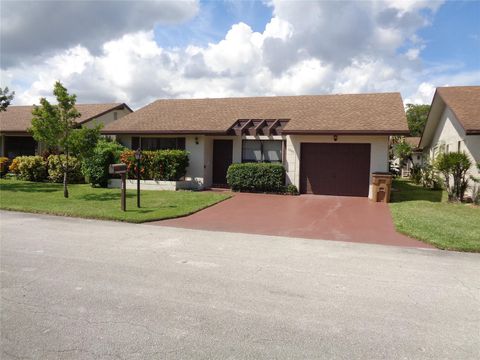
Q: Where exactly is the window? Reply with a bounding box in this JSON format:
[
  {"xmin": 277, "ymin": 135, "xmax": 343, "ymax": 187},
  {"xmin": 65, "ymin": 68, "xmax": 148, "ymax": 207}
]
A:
[
  {"xmin": 446, "ymin": 144, "xmax": 450, "ymax": 153},
  {"xmin": 242, "ymin": 140, "xmax": 283, "ymax": 163},
  {"xmin": 113, "ymin": 111, "xmax": 118, "ymax": 120},
  {"xmin": 457, "ymin": 141, "xmax": 462, "ymax": 152},
  {"xmin": 131, "ymin": 137, "xmax": 186, "ymax": 150}
]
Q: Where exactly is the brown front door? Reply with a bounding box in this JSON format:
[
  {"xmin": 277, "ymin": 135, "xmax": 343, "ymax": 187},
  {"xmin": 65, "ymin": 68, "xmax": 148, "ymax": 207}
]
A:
[
  {"xmin": 212, "ymin": 139, "xmax": 233, "ymax": 186},
  {"xmin": 300, "ymin": 143, "xmax": 371, "ymax": 197}
]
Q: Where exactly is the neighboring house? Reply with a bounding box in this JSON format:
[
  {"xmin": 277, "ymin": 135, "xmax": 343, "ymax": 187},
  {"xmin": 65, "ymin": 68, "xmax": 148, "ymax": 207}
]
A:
[
  {"xmin": 103, "ymin": 93, "xmax": 408, "ymax": 199},
  {"xmin": 391, "ymin": 137, "xmax": 423, "ymax": 177},
  {"xmin": 420, "ymin": 86, "xmax": 480, "ymax": 196},
  {"xmin": 0, "ymin": 103, "xmax": 132, "ymax": 158}
]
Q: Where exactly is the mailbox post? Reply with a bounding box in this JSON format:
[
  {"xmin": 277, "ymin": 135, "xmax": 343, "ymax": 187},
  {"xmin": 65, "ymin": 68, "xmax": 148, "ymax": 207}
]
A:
[
  {"xmin": 134, "ymin": 148, "xmax": 142, "ymax": 208},
  {"xmin": 109, "ymin": 163, "xmax": 128, "ymax": 211}
]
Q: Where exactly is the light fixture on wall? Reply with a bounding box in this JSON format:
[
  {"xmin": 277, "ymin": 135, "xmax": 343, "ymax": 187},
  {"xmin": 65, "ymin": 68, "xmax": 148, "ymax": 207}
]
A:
[
  {"xmin": 195, "ymin": 136, "xmax": 199, "ymax": 145},
  {"xmin": 333, "ymin": 134, "xmax": 338, "ymax": 142}
]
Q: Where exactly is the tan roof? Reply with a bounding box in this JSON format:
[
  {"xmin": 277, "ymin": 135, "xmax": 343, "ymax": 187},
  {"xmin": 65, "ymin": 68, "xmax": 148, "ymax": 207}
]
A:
[
  {"xmin": 437, "ymin": 86, "xmax": 480, "ymax": 132},
  {"xmin": 103, "ymin": 93, "xmax": 408, "ymax": 134},
  {"xmin": 0, "ymin": 103, "xmax": 131, "ymax": 133},
  {"xmin": 404, "ymin": 137, "xmax": 421, "ymax": 149}
]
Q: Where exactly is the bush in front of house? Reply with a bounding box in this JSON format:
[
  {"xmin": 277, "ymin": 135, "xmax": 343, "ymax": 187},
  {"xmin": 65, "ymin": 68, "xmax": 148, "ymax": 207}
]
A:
[
  {"xmin": 435, "ymin": 151, "xmax": 472, "ymax": 202},
  {"xmin": 120, "ymin": 149, "xmax": 189, "ymax": 181},
  {"xmin": 284, "ymin": 184, "xmax": 299, "ymax": 195},
  {"xmin": 82, "ymin": 139, "xmax": 126, "ymax": 187},
  {"xmin": 47, "ymin": 155, "xmax": 84, "ymax": 184},
  {"xmin": 226, "ymin": 163, "xmax": 285, "ymax": 193},
  {"xmin": 8, "ymin": 156, "xmax": 48, "ymax": 182},
  {"xmin": 0, "ymin": 157, "xmax": 9, "ymax": 177}
]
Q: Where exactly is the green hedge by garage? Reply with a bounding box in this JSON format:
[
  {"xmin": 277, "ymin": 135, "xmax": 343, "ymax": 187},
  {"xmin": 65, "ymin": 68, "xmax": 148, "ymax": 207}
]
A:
[{"xmin": 226, "ymin": 162, "xmax": 285, "ymax": 193}]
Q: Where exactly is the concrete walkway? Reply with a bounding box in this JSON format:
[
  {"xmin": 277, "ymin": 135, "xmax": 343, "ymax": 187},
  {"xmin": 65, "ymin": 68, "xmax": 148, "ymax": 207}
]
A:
[
  {"xmin": 154, "ymin": 192, "xmax": 431, "ymax": 248},
  {"xmin": 1, "ymin": 211, "xmax": 478, "ymax": 359}
]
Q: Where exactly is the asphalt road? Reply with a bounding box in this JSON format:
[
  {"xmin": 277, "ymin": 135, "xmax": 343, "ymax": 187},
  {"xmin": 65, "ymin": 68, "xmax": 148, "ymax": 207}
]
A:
[{"xmin": 1, "ymin": 211, "xmax": 479, "ymax": 359}]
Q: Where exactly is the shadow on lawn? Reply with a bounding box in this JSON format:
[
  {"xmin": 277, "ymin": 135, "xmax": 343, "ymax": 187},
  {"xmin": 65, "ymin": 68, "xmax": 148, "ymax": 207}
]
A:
[
  {"xmin": 0, "ymin": 182, "xmax": 58, "ymax": 193},
  {"xmin": 80, "ymin": 192, "xmax": 135, "ymax": 201},
  {"xmin": 391, "ymin": 180, "xmax": 443, "ymax": 203}
]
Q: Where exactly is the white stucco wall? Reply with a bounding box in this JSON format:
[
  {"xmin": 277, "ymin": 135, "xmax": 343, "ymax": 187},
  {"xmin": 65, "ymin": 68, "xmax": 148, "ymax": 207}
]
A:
[
  {"xmin": 286, "ymin": 135, "xmax": 389, "ymax": 198},
  {"xmin": 423, "ymin": 107, "xmax": 480, "ymax": 195}
]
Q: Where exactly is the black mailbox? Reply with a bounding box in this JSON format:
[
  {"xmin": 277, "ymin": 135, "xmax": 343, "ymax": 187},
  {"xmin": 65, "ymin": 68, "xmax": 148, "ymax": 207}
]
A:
[{"xmin": 109, "ymin": 163, "xmax": 127, "ymax": 175}]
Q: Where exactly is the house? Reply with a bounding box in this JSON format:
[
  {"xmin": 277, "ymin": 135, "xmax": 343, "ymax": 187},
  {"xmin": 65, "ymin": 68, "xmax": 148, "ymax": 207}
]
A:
[
  {"xmin": 391, "ymin": 136, "xmax": 423, "ymax": 177},
  {"xmin": 419, "ymin": 86, "xmax": 480, "ymax": 195},
  {"xmin": 103, "ymin": 93, "xmax": 409, "ymax": 199},
  {"xmin": 0, "ymin": 103, "xmax": 132, "ymax": 158}
]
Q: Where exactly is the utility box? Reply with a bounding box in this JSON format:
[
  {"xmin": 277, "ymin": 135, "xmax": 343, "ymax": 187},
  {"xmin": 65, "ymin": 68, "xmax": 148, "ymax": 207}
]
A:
[{"xmin": 371, "ymin": 172, "xmax": 393, "ymax": 203}]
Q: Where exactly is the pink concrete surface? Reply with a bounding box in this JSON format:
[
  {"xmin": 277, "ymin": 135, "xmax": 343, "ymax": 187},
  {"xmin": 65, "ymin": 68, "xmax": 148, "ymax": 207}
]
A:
[{"xmin": 151, "ymin": 192, "xmax": 433, "ymax": 248}]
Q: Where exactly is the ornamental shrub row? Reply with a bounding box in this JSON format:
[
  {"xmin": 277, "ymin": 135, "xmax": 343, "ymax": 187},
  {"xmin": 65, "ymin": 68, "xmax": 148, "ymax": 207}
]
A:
[
  {"xmin": 8, "ymin": 155, "xmax": 83, "ymax": 183},
  {"xmin": 226, "ymin": 163, "xmax": 286, "ymax": 193},
  {"xmin": 120, "ymin": 149, "xmax": 189, "ymax": 181}
]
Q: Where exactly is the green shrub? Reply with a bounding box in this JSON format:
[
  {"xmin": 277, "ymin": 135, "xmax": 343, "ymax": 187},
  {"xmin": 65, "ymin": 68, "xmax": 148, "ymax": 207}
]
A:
[
  {"xmin": 47, "ymin": 155, "xmax": 84, "ymax": 183},
  {"xmin": 82, "ymin": 139, "xmax": 125, "ymax": 187},
  {"xmin": 410, "ymin": 164, "xmax": 422, "ymax": 184},
  {"xmin": 120, "ymin": 149, "xmax": 189, "ymax": 181},
  {"xmin": 9, "ymin": 156, "xmax": 47, "ymax": 182},
  {"xmin": 0, "ymin": 157, "xmax": 9, "ymax": 177},
  {"xmin": 435, "ymin": 152, "xmax": 472, "ymax": 202},
  {"xmin": 226, "ymin": 163, "xmax": 285, "ymax": 193},
  {"xmin": 285, "ymin": 184, "xmax": 299, "ymax": 195}
]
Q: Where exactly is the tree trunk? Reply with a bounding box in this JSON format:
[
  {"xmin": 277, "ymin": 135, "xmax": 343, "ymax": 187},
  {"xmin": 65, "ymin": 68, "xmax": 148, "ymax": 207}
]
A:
[{"xmin": 63, "ymin": 151, "xmax": 69, "ymax": 198}]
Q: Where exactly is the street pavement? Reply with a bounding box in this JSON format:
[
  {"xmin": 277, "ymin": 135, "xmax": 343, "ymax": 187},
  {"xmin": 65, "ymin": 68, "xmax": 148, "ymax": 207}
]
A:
[{"xmin": 1, "ymin": 210, "xmax": 479, "ymax": 359}]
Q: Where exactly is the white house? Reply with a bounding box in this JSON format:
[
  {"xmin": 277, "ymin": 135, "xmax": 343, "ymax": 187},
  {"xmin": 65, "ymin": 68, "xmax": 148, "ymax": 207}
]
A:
[
  {"xmin": 103, "ymin": 93, "xmax": 409, "ymax": 199},
  {"xmin": 0, "ymin": 103, "xmax": 132, "ymax": 158},
  {"xmin": 419, "ymin": 86, "xmax": 480, "ymax": 196}
]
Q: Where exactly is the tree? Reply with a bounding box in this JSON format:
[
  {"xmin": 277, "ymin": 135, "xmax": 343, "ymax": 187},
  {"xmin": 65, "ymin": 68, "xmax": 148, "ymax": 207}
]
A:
[
  {"xmin": 405, "ymin": 104, "xmax": 430, "ymax": 136},
  {"xmin": 29, "ymin": 82, "xmax": 80, "ymax": 198},
  {"xmin": 435, "ymin": 152, "xmax": 472, "ymax": 202},
  {"xmin": 0, "ymin": 87, "xmax": 15, "ymax": 112},
  {"xmin": 393, "ymin": 140, "xmax": 413, "ymax": 165},
  {"xmin": 69, "ymin": 125, "xmax": 102, "ymax": 161}
]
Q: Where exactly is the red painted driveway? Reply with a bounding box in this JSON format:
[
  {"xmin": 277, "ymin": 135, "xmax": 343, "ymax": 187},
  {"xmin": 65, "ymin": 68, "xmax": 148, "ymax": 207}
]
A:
[{"xmin": 152, "ymin": 193, "xmax": 432, "ymax": 248}]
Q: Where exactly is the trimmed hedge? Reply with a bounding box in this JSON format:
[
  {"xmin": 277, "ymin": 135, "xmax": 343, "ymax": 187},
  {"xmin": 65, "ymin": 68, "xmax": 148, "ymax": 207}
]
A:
[
  {"xmin": 120, "ymin": 149, "xmax": 189, "ymax": 181},
  {"xmin": 8, "ymin": 156, "xmax": 48, "ymax": 182},
  {"xmin": 226, "ymin": 163, "xmax": 285, "ymax": 193},
  {"xmin": 47, "ymin": 155, "xmax": 84, "ymax": 183}
]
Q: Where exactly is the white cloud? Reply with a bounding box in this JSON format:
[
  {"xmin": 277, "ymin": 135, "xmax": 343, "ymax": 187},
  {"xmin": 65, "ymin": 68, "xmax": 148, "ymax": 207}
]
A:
[
  {"xmin": 3, "ymin": 0, "xmax": 477, "ymax": 110},
  {"xmin": 0, "ymin": 0, "xmax": 198, "ymax": 67}
]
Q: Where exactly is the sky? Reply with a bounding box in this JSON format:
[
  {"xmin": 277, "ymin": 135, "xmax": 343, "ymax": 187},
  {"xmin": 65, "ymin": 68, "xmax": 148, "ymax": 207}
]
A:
[{"xmin": 0, "ymin": 0, "xmax": 479, "ymax": 109}]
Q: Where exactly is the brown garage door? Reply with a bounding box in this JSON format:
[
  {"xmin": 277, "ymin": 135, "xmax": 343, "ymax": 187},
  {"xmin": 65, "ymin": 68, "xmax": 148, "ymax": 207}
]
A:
[{"xmin": 300, "ymin": 143, "xmax": 371, "ymax": 197}]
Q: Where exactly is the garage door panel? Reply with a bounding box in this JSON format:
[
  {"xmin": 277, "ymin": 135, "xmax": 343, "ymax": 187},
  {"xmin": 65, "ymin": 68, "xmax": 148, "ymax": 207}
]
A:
[{"xmin": 300, "ymin": 143, "xmax": 371, "ymax": 197}]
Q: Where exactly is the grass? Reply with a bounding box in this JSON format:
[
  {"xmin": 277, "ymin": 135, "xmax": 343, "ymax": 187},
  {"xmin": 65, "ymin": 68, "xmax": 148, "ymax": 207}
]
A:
[
  {"xmin": 0, "ymin": 179, "xmax": 231, "ymax": 223},
  {"xmin": 389, "ymin": 179, "xmax": 480, "ymax": 252}
]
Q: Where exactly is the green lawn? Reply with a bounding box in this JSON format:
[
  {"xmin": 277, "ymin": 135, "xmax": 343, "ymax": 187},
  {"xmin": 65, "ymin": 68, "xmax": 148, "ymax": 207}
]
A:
[
  {"xmin": 0, "ymin": 179, "xmax": 230, "ymax": 223},
  {"xmin": 389, "ymin": 180, "xmax": 480, "ymax": 252}
]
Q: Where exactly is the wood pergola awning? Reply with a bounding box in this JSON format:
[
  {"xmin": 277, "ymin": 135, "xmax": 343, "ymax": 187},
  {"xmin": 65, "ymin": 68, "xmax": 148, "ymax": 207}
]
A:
[{"xmin": 229, "ymin": 119, "xmax": 290, "ymax": 136}]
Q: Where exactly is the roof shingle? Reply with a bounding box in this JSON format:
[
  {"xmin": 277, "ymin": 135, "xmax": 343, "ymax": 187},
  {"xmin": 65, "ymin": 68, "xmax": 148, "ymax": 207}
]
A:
[
  {"xmin": 0, "ymin": 103, "xmax": 129, "ymax": 132},
  {"xmin": 436, "ymin": 86, "xmax": 480, "ymax": 132},
  {"xmin": 102, "ymin": 93, "xmax": 408, "ymax": 134}
]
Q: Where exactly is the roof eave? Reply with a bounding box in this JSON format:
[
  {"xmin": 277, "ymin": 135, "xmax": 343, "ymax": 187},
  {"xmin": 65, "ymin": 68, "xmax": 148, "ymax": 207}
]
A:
[
  {"xmin": 466, "ymin": 129, "xmax": 480, "ymax": 135},
  {"xmin": 282, "ymin": 129, "xmax": 410, "ymax": 135},
  {"xmin": 101, "ymin": 129, "xmax": 229, "ymax": 135}
]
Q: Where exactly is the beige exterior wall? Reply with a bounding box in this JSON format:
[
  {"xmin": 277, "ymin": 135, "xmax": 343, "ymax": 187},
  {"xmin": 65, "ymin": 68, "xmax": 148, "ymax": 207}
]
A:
[
  {"xmin": 286, "ymin": 135, "xmax": 390, "ymax": 199},
  {"xmin": 84, "ymin": 107, "xmax": 131, "ymax": 129},
  {"xmin": 116, "ymin": 134, "xmax": 390, "ymax": 198},
  {"xmin": 423, "ymin": 107, "xmax": 480, "ymax": 195}
]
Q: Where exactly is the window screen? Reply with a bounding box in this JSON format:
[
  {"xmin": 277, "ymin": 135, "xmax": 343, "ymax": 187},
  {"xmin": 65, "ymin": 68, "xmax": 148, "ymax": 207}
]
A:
[
  {"xmin": 137, "ymin": 137, "xmax": 186, "ymax": 151},
  {"xmin": 242, "ymin": 140, "xmax": 282, "ymax": 163}
]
